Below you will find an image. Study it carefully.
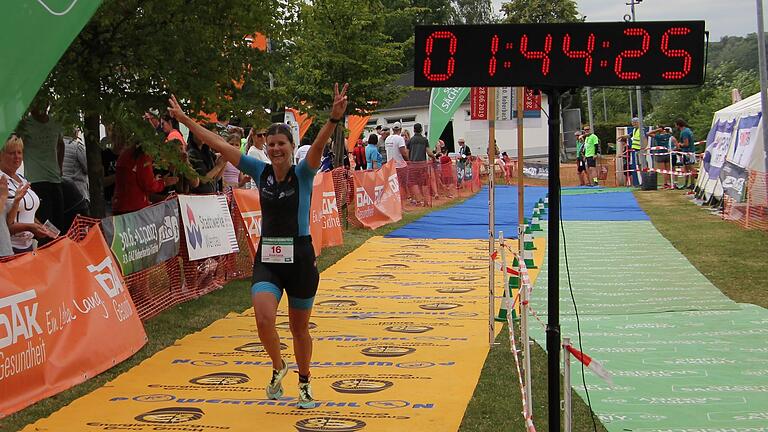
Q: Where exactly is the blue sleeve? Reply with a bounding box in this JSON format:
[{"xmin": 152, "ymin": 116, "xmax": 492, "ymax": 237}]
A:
[
  {"xmin": 238, "ymin": 154, "xmax": 266, "ymax": 182},
  {"xmin": 296, "ymin": 158, "xmax": 318, "ymax": 236}
]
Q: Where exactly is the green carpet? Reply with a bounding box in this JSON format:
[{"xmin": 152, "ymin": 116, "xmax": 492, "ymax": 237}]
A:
[
  {"xmin": 561, "ymin": 187, "xmax": 635, "ymax": 196},
  {"xmin": 527, "ymin": 221, "xmax": 768, "ymax": 432}
]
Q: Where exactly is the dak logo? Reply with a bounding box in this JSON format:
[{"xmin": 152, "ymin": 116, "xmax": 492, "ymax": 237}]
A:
[
  {"xmin": 361, "ymin": 346, "xmax": 416, "ymax": 358},
  {"xmin": 385, "ymin": 325, "xmax": 433, "ymax": 334},
  {"xmin": 322, "ymin": 192, "xmax": 338, "ymax": 215},
  {"xmin": 355, "ymin": 187, "xmax": 373, "ymax": 207},
  {"xmin": 0, "ymin": 290, "xmax": 43, "ymax": 349},
  {"xmin": 317, "ymin": 300, "xmax": 358, "ymax": 308},
  {"xmin": 234, "ymin": 342, "xmax": 288, "ymax": 353},
  {"xmin": 387, "ymin": 173, "xmax": 399, "ymax": 194},
  {"xmin": 159, "ymin": 215, "xmax": 180, "ymax": 244},
  {"xmin": 373, "ymin": 185, "xmax": 385, "ymax": 203},
  {"xmin": 87, "ymin": 256, "xmax": 124, "ymax": 299},
  {"xmin": 189, "ymin": 372, "xmax": 250, "ymax": 386},
  {"xmin": 437, "ymin": 288, "xmax": 475, "ymax": 294},
  {"xmin": 448, "ymin": 275, "xmax": 484, "ymax": 282},
  {"xmin": 340, "ymin": 284, "xmax": 379, "ymax": 291},
  {"xmin": 295, "ymin": 417, "xmax": 366, "ymax": 432},
  {"xmin": 241, "ymin": 210, "xmax": 262, "ymax": 237},
  {"xmin": 135, "ymin": 407, "xmax": 204, "ymax": 424},
  {"xmin": 419, "ymin": 303, "xmax": 462, "ymax": 310},
  {"xmin": 331, "ymin": 378, "xmax": 394, "ymax": 394}
]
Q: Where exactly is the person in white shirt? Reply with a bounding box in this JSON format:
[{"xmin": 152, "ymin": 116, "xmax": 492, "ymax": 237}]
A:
[
  {"xmin": 295, "ymin": 137, "xmax": 311, "ymax": 165},
  {"xmin": 246, "ymin": 128, "xmax": 270, "ymax": 163},
  {"xmin": 384, "ymin": 122, "xmax": 408, "ymax": 168}
]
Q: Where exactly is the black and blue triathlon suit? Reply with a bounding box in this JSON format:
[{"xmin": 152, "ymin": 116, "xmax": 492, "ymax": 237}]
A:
[{"xmin": 238, "ymin": 156, "xmax": 319, "ymax": 309}]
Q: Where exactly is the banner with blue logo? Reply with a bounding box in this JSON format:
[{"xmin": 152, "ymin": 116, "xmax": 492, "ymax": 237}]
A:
[
  {"xmin": 101, "ymin": 198, "xmax": 180, "ymax": 275},
  {"xmin": 727, "ymin": 113, "xmax": 762, "ymax": 168},
  {"xmin": 177, "ymin": 194, "xmax": 239, "ymax": 261},
  {"xmin": 703, "ymin": 119, "xmax": 736, "ymax": 178}
]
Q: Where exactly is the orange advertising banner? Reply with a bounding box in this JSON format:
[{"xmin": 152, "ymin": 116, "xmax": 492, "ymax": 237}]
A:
[
  {"xmin": 309, "ymin": 171, "xmax": 343, "ymax": 255},
  {"xmin": 352, "ymin": 160, "xmax": 403, "ymax": 229},
  {"xmin": 0, "ymin": 227, "xmax": 147, "ymax": 418},
  {"xmin": 232, "ymin": 171, "xmax": 343, "ymax": 258}
]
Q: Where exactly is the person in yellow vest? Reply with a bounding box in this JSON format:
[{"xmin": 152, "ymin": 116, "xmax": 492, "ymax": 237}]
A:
[{"xmin": 618, "ymin": 117, "xmax": 643, "ymax": 186}]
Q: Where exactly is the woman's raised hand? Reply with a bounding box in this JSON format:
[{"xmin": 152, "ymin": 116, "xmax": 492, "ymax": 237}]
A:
[
  {"xmin": 330, "ymin": 83, "xmax": 349, "ymax": 120},
  {"xmin": 167, "ymin": 95, "xmax": 186, "ymax": 121}
]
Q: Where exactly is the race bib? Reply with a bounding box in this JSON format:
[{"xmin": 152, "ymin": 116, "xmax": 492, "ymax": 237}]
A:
[{"xmin": 261, "ymin": 237, "xmax": 294, "ymax": 263}]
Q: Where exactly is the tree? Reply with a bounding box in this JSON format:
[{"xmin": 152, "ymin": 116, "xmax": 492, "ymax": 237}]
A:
[
  {"xmin": 37, "ymin": 0, "xmax": 288, "ymax": 217},
  {"xmin": 276, "ymin": 0, "xmax": 407, "ymax": 167},
  {"xmin": 501, "ymin": 0, "xmax": 579, "ymax": 24},
  {"xmin": 453, "ymin": 0, "xmax": 496, "ymax": 24}
]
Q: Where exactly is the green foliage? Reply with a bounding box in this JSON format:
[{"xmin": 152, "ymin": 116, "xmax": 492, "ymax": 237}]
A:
[
  {"xmin": 648, "ymin": 62, "xmax": 760, "ymax": 140},
  {"xmin": 593, "ymin": 121, "xmax": 627, "ymax": 153},
  {"xmin": 707, "ymin": 33, "xmax": 768, "ymax": 72},
  {"xmin": 453, "ymin": 0, "xmax": 496, "ymax": 24},
  {"xmin": 275, "ymin": 0, "xmax": 407, "ymax": 117},
  {"xmin": 501, "ymin": 0, "xmax": 579, "ymax": 24}
]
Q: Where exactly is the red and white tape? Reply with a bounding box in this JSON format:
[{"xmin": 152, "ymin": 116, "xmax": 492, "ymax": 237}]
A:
[{"xmin": 564, "ymin": 344, "xmax": 614, "ymax": 385}]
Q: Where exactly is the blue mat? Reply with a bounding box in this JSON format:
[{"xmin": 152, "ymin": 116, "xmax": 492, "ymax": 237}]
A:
[
  {"xmin": 560, "ymin": 191, "xmax": 649, "ymax": 221},
  {"xmin": 386, "ymin": 186, "xmax": 547, "ymax": 239}
]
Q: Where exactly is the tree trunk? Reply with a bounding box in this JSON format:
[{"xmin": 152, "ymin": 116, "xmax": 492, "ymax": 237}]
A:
[
  {"xmin": 84, "ymin": 114, "xmax": 105, "ymax": 218},
  {"xmin": 332, "ymin": 122, "xmax": 346, "ymax": 169}
]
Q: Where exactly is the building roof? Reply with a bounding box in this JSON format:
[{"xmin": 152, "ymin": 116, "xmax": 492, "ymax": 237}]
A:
[{"xmin": 378, "ymin": 72, "xmax": 431, "ymax": 112}]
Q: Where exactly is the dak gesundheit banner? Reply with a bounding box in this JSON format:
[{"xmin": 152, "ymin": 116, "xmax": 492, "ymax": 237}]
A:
[{"xmin": 0, "ymin": 226, "xmax": 146, "ymax": 418}]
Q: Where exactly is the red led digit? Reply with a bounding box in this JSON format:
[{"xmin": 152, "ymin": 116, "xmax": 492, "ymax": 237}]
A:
[
  {"xmin": 489, "ymin": 34, "xmax": 499, "ymax": 77},
  {"xmin": 520, "ymin": 33, "xmax": 553, "ymax": 76},
  {"xmin": 614, "ymin": 28, "xmax": 650, "ymax": 80},
  {"xmin": 661, "ymin": 27, "xmax": 692, "ymax": 80},
  {"xmin": 423, "ymin": 31, "xmax": 458, "ymax": 82},
  {"xmin": 562, "ymin": 33, "xmax": 595, "ymax": 75}
]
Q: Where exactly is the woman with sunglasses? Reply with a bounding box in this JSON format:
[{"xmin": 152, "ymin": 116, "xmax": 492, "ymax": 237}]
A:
[{"xmin": 168, "ymin": 83, "xmax": 348, "ymax": 409}]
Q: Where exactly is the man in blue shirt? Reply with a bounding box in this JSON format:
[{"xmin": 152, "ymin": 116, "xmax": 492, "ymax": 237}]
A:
[
  {"xmin": 675, "ymin": 119, "xmax": 696, "ymax": 190},
  {"xmin": 365, "ymin": 134, "xmax": 382, "ymax": 169},
  {"xmin": 647, "ymin": 126, "xmax": 676, "ymax": 189}
]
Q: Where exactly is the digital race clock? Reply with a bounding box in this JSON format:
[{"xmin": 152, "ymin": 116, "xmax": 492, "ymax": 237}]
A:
[{"xmin": 414, "ymin": 21, "xmax": 706, "ymax": 87}]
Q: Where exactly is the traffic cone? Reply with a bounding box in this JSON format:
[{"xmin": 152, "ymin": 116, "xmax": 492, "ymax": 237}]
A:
[
  {"xmin": 537, "ymin": 198, "xmax": 547, "ymax": 215},
  {"xmin": 523, "ymin": 247, "xmax": 537, "ymax": 268},
  {"xmin": 495, "ymin": 279, "xmax": 519, "ymax": 322},
  {"xmin": 530, "ymin": 210, "xmax": 542, "ymax": 231},
  {"xmin": 523, "ymin": 229, "xmax": 536, "ymax": 250},
  {"xmin": 544, "ymin": 196, "xmax": 549, "ymax": 208}
]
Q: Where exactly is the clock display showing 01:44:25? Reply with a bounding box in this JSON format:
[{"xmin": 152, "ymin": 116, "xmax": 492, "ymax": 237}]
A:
[{"xmin": 413, "ymin": 21, "xmax": 706, "ymax": 88}]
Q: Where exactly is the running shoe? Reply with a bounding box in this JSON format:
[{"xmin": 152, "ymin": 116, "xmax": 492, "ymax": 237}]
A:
[
  {"xmin": 297, "ymin": 381, "xmax": 317, "ymax": 409},
  {"xmin": 266, "ymin": 360, "xmax": 287, "ymax": 399}
]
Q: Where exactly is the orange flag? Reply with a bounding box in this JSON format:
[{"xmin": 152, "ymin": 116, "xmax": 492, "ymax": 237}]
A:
[{"xmin": 346, "ymin": 115, "xmax": 370, "ymax": 151}]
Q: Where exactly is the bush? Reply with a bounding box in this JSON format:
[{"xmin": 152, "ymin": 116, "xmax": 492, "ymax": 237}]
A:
[{"xmin": 593, "ymin": 121, "xmax": 627, "ymax": 154}]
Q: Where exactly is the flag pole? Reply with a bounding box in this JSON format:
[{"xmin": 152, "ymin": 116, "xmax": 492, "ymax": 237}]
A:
[{"xmin": 516, "ymin": 86, "xmax": 532, "ymax": 413}]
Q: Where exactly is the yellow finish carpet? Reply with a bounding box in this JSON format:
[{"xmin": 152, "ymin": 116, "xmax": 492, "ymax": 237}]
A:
[{"xmin": 25, "ymin": 237, "xmax": 543, "ymax": 432}]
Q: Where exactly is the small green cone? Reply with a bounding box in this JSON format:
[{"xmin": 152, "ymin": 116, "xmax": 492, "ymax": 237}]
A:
[
  {"xmin": 523, "ymin": 224, "xmax": 533, "ymax": 235},
  {"xmin": 530, "ymin": 213, "xmax": 542, "ymax": 232},
  {"xmin": 524, "ymin": 231, "xmax": 536, "ymax": 250},
  {"xmin": 523, "ymin": 249, "xmax": 537, "ymax": 269},
  {"xmin": 512, "ymin": 255, "xmax": 520, "ymax": 267},
  {"xmin": 495, "ymin": 285, "xmax": 519, "ymax": 322},
  {"xmin": 509, "ymin": 274, "xmax": 520, "ymax": 289},
  {"xmin": 543, "ymin": 196, "xmax": 549, "ymax": 208}
]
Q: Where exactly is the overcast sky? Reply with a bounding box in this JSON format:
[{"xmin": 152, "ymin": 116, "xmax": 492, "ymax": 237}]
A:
[{"xmin": 490, "ymin": 0, "xmax": 766, "ymax": 41}]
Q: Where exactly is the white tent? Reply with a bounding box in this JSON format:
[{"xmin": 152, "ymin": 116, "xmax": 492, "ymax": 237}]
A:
[{"xmin": 695, "ymin": 91, "xmax": 767, "ymax": 204}]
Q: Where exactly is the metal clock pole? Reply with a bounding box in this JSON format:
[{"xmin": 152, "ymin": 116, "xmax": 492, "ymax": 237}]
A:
[
  {"xmin": 545, "ymin": 88, "xmax": 562, "ymax": 432},
  {"xmin": 488, "ymin": 87, "xmax": 497, "ymax": 348}
]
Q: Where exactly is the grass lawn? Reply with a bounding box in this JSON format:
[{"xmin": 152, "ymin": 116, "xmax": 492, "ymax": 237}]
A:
[{"xmin": 634, "ymin": 189, "xmax": 768, "ymax": 309}]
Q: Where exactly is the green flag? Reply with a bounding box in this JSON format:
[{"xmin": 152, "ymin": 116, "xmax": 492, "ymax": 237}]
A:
[
  {"xmin": 428, "ymin": 87, "xmax": 470, "ymax": 149},
  {"xmin": 0, "ymin": 0, "xmax": 101, "ymax": 146}
]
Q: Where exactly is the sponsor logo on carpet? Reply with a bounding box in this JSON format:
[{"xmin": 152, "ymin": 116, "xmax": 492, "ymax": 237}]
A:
[
  {"xmin": 436, "ymin": 288, "xmax": 475, "ymax": 293},
  {"xmin": 317, "ymin": 300, "xmax": 359, "ymax": 308},
  {"xmin": 331, "ymin": 379, "xmax": 394, "ymax": 394},
  {"xmin": 361, "ymin": 346, "xmax": 416, "ymax": 357},
  {"xmin": 419, "ymin": 303, "xmax": 462, "ymax": 310},
  {"xmin": 135, "ymin": 407, "xmax": 204, "ymax": 424},
  {"xmin": 385, "ymin": 325, "xmax": 433, "ymax": 334},
  {"xmin": 189, "ymin": 372, "xmax": 250, "ymax": 386},
  {"xmin": 295, "ymin": 417, "xmax": 366, "ymax": 432},
  {"xmin": 340, "ymin": 284, "xmax": 380, "ymax": 291}
]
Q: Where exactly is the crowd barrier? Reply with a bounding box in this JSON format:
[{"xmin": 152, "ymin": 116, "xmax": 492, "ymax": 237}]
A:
[{"xmin": 722, "ymin": 169, "xmax": 768, "ymax": 231}]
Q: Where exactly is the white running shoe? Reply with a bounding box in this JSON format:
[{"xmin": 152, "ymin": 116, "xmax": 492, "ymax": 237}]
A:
[
  {"xmin": 266, "ymin": 360, "xmax": 287, "ymax": 399},
  {"xmin": 297, "ymin": 381, "xmax": 316, "ymax": 409}
]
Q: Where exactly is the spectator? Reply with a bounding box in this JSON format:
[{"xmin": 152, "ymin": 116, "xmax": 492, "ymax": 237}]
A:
[
  {"xmin": 247, "ymin": 128, "xmax": 270, "ymax": 163},
  {"xmin": 581, "ymin": 125, "xmax": 600, "ymax": 186},
  {"xmin": 112, "ymin": 138, "xmax": 178, "ymax": 215},
  {"xmin": 378, "ymin": 125, "xmax": 390, "ymax": 164},
  {"xmin": 295, "ymin": 136, "xmax": 311, "ymax": 165},
  {"xmin": 221, "ymin": 133, "xmax": 244, "ymax": 190},
  {"xmin": 675, "ymin": 118, "xmax": 696, "ymax": 190},
  {"xmin": 406, "ymin": 123, "xmax": 435, "ymax": 203},
  {"xmin": 439, "ymin": 149, "xmax": 454, "ymax": 198},
  {"xmin": 187, "ymin": 131, "xmax": 226, "ymax": 194},
  {"xmin": 161, "ymin": 113, "xmax": 187, "ymax": 150},
  {"xmin": 62, "ymin": 129, "xmax": 89, "ymax": 208},
  {"xmin": 320, "ymin": 141, "xmax": 334, "ymax": 172},
  {"xmin": 365, "ymin": 134, "xmax": 382, "ymax": 169},
  {"xmin": 1, "ymin": 173, "xmax": 27, "ymax": 257},
  {"xmin": 385, "ymin": 122, "xmax": 408, "ymax": 168},
  {"xmin": 647, "ymin": 126, "xmax": 676, "ymax": 189},
  {"xmin": 352, "ymin": 138, "xmax": 367, "ymax": 170},
  {"xmin": 17, "ymin": 102, "xmax": 66, "ymax": 234},
  {"xmin": 500, "ymin": 152, "xmax": 513, "ymax": 184},
  {"xmin": 101, "ymin": 126, "xmax": 123, "ymax": 215},
  {"xmin": 456, "ymin": 138, "xmax": 471, "ymax": 187},
  {"xmin": 575, "ymin": 131, "xmax": 588, "ymax": 186},
  {"xmin": 1, "ymin": 134, "xmax": 54, "ymax": 253},
  {"xmin": 402, "ymin": 129, "xmax": 412, "ymax": 151}
]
